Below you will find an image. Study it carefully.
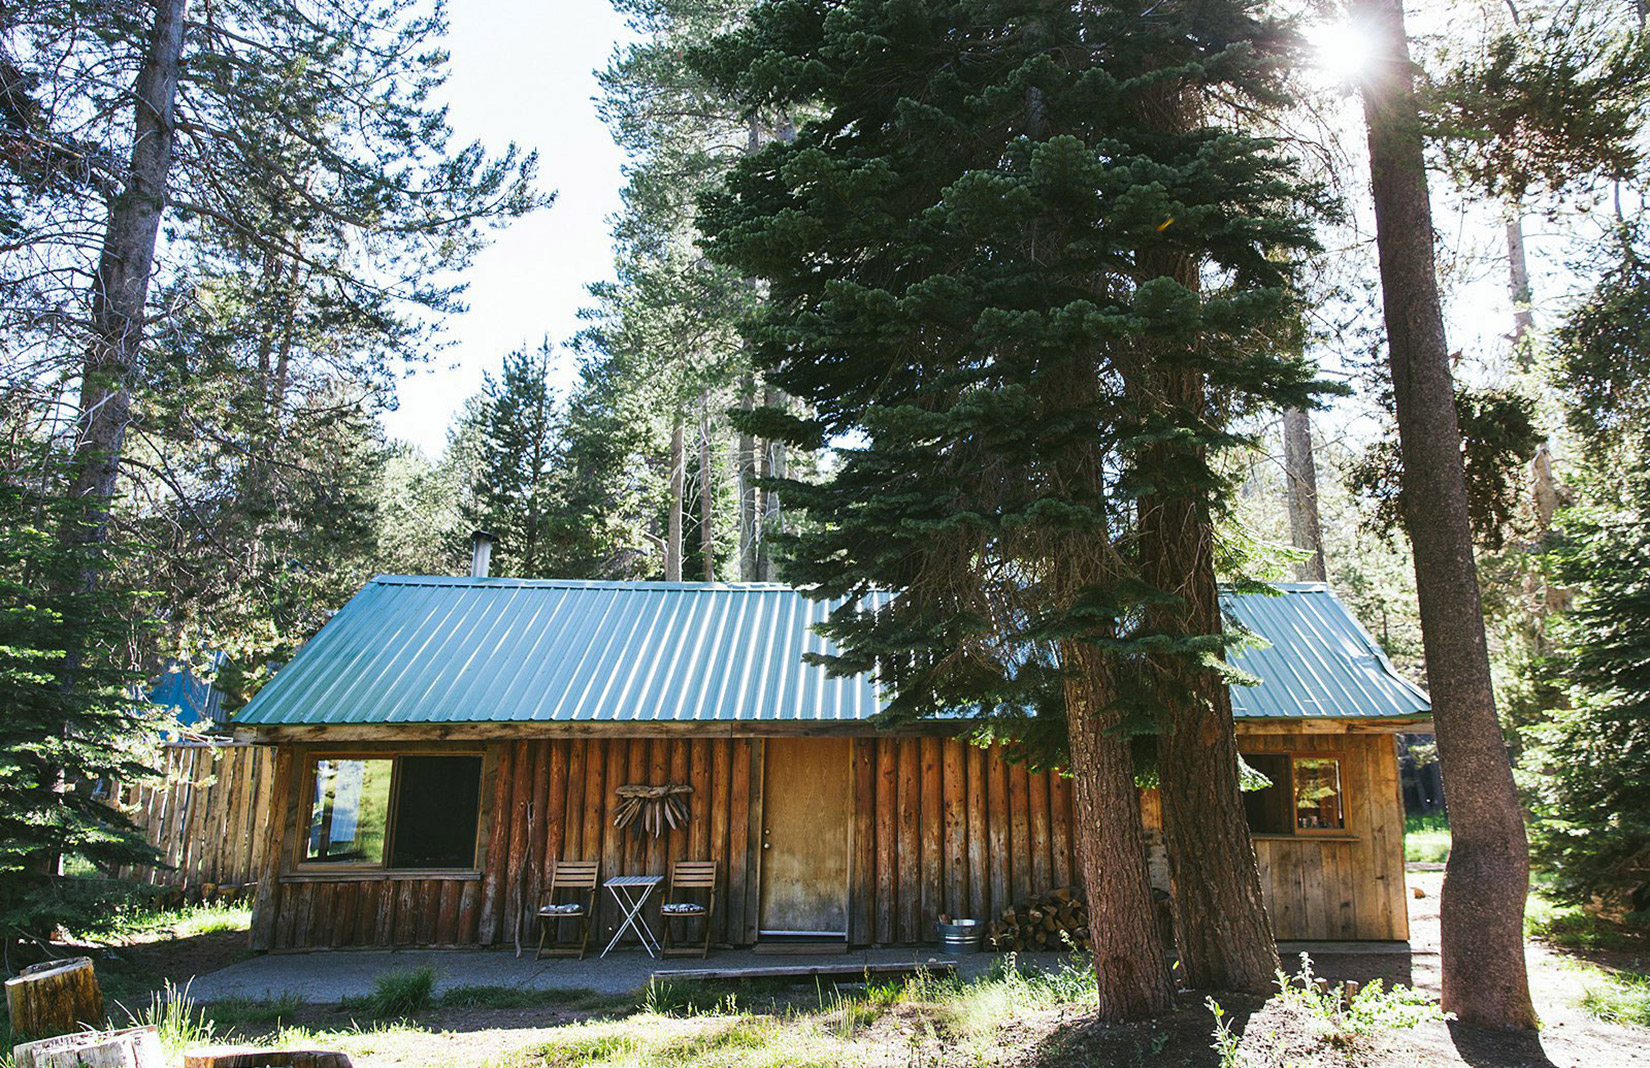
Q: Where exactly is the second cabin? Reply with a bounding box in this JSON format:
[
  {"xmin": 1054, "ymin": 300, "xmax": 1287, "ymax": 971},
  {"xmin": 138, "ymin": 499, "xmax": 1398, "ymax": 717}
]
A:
[{"xmin": 233, "ymin": 576, "xmax": 1430, "ymax": 952}]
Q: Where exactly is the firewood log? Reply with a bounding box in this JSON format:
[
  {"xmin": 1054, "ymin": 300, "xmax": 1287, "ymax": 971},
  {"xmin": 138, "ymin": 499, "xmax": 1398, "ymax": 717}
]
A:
[{"xmin": 13, "ymin": 1026, "xmax": 161, "ymax": 1068}]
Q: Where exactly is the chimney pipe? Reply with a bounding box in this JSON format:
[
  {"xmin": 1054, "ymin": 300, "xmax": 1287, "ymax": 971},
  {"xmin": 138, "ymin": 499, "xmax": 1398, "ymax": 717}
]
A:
[{"xmin": 470, "ymin": 530, "xmax": 496, "ymax": 578}]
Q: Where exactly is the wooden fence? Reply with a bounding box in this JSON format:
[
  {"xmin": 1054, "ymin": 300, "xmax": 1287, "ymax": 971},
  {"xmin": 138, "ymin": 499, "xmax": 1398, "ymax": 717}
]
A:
[{"xmin": 116, "ymin": 741, "xmax": 278, "ymax": 892}]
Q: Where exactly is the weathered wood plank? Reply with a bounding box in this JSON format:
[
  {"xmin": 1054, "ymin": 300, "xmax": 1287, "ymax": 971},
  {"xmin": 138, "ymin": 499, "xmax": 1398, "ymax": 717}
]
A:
[
  {"xmin": 875, "ymin": 738, "xmax": 897, "ymax": 945},
  {"xmin": 394, "ymin": 879, "xmax": 419, "ymax": 946},
  {"xmin": 850, "ymin": 738, "xmax": 877, "ymax": 944},
  {"xmin": 896, "ymin": 739, "xmax": 920, "ymax": 943},
  {"xmin": 1028, "ymin": 767, "xmax": 1051, "ymax": 896},
  {"xmin": 709, "ymin": 739, "xmax": 731, "ymax": 944},
  {"xmin": 543, "ymin": 740, "xmax": 569, "ymax": 881},
  {"xmin": 965, "ymin": 744, "xmax": 988, "ymax": 924},
  {"xmin": 940, "ymin": 740, "xmax": 967, "ymax": 921},
  {"xmin": 986, "ymin": 745, "xmax": 1010, "ymax": 916},
  {"xmin": 248, "ymin": 748, "xmax": 294, "ymax": 952},
  {"xmin": 1049, "ymin": 768, "xmax": 1073, "ymax": 890},
  {"xmin": 477, "ymin": 741, "xmax": 517, "ymax": 945},
  {"xmin": 458, "ymin": 879, "xmax": 481, "ymax": 945},
  {"xmin": 919, "ymin": 737, "xmax": 942, "ymax": 937},
  {"xmin": 563, "ymin": 738, "xmax": 588, "ymax": 861},
  {"xmin": 689, "ymin": 738, "xmax": 711, "ymax": 863},
  {"xmin": 727, "ymin": 739, "xmax": 753, "ymax": 944},
  {"xmin": 1008, "ymin": 760, "xmax": 1031, "ymax": 906}
]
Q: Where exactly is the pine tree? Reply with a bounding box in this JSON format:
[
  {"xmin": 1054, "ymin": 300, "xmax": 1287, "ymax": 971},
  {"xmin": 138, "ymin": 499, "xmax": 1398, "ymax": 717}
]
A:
[
  {"xmin": 697, "ymin": 0, "xmax": 1323, "ymax": 1016},
  {"xmin": 0, "ymin": 448, "xmax": 159, "ymax": 938},
  {"xmin": 1354, "ymin": 0, "xmax": 1537, "ymax": 1029},
  {"xmin": 468, "ymin": 342, "xmax": 564, "ymax": 579}
]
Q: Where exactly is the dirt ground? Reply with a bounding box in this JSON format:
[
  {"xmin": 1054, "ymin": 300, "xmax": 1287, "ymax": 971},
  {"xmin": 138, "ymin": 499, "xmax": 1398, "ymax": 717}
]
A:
[{"xmin": 86, "ymin": 869, "xmax": 1650, "ymax": 1068}]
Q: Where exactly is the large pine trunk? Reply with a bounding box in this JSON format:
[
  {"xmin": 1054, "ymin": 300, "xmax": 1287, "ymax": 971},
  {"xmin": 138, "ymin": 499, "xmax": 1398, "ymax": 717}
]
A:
[
  {"xmin": 64, "ymin": 0, "xmax": 188, "ymax": 540},
  {"xmin": 1282, "ymin": 409, "xmax": 1328, "ymax": 582},
  {"xmin": 1356, "ymin": 0, "xmax": 1536, "ymax": 1029},
  {"xmin": 1061, "ymin": 641, "xmax": 1175, "ymax": 1021},
  {"xmin": 1136, "ymin": 462, "xmax": 1279, "ymax": 995},
  {"xmin": 1126, "ymin": 185, "xmax": 1278, "ymax": 993}
]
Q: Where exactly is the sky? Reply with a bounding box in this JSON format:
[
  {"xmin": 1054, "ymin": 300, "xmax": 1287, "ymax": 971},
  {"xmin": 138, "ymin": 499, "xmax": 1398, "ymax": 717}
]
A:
[{"xmin": 379, "ymin": 1, "xmax": 634, "ymax": 455}]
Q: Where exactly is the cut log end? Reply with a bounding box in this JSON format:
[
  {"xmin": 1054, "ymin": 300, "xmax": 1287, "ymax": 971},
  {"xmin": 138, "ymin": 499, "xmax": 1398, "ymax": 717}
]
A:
[{"xmin": 183, "ymin": 1047, "xmax": 354, "ymax": 1068}]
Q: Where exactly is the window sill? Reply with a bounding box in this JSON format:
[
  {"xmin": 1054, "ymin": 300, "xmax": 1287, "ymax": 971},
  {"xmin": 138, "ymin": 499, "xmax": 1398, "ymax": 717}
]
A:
[
  {"xmin": 284, "ymin": 868, "xmax": 483, "ymax": 882},
  {"xmin": 1250, "ymin": 834, "xmax": 1358, "ymax": 843}
]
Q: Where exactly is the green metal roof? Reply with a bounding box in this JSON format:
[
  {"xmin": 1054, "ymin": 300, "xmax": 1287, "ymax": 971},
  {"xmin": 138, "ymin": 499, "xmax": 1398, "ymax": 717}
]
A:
[{"xmin": 234, "ymin": 577, "xmax": 1429, "ymax": 728}]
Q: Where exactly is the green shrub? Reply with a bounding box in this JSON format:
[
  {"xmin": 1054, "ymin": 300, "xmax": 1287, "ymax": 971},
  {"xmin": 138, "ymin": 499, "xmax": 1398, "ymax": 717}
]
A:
[{"xmin": 366, "ymin": 967, "xmax": 436, "ymax": 1017}]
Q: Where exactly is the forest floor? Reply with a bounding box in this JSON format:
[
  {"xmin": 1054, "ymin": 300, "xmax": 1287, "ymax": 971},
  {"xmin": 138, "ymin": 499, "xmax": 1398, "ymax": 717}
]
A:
[{"xmin": 25, "ymin": 870, "xmax": 1650, "ymax": 1068}]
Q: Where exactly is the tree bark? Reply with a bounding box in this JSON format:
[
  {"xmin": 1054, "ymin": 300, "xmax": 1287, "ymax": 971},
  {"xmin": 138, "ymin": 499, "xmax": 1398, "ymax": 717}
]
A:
[
  {"xmin": 64, "ymin": 0, "xmax": 188, "ymax": 545},
  {"xmin": 1356, "ymin": 0, "xmax": 1537, "ymax": 1029},
  {"xmin": 738, "ymin": 376, "xmax": 758, "ymax": 580},
  {"xmin": 699, "ymin": 392, "xmax": 715, "ymax": 581},
  {"xmin": 1062, "ymin": 641, "xmax": 1175, "ymax": 1021},
  {"xmin": 1282, "ymin": 409, "xmax": 1328, "ymax": 583},
  {"xmin": 1505, "ymin": 210, "xmax": 1535, "ymax": 355},
  {"xmin": 666, "ymin": 413, "xmax": 684, "ymax": 581},
  {"xmin": 4, "ymin": 958, "xmax": 104, "ymax": 1040},
  {"xmin": 757, "ymin": 388, "xmax": 787, "ymax": 581}
]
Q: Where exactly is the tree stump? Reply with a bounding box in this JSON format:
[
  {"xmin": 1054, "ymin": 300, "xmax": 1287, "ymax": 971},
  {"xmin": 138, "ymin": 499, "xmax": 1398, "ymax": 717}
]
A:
[
  {"xmin": 13, "ymin": 1025, "xmax": 162, "ymax": 1068},
  {"xmin": 184, "ymin": 1047, "xmax": 353, "ymax": 1068},
  {"xmin": 4, "ymin": 957, "xmax": 104, "ymax": 1040}
]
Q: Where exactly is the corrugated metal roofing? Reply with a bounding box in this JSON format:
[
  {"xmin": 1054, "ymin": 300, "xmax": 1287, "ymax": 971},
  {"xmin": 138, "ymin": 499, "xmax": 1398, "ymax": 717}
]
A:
[{"xmin": 234, "ymin": 577, "xmax": 1429, "ymax": 727}]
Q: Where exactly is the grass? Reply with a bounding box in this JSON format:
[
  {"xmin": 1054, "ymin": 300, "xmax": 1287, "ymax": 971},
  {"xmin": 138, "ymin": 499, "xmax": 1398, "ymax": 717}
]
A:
[
  {"xmin": 1574, "ymin": 966, "xmax": 1650, "ymax": 1027},
  {"xmin": 339, "ymin": 967, "xmax": 438, "ymax": 1017},
  {"xmin": 501, "ymin": 957, "xmax": 1102, "ymax": 1068},
  {"xmin": 438, "ymin": 985, "xmax": 631, "ymax": 1014},
  {"xmin": 1403, "ymin": 814, "xmax": 1450, "ymax": 864},
  {"xmin": 1525, "ymin": 889, "xmax": 1644, "ymax": 951},
  {"xmin": 81, "ymin": 899, "xmax": 253, "ymax": 943}
]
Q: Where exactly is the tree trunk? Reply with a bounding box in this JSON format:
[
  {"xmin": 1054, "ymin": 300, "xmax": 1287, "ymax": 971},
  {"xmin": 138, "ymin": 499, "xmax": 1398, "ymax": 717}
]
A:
[
  {"xmin": 1356, "ymin": 0, "xmax": 1537, "ymax": 1030},
  {"xmin": 666, "ymin": 413, "xmax": 684, "ymax": 581},
  {"xmin": 13, "ymin": 1027, "xmax": 161, "ymax": 1068},
  {"xmin": 4, "ymin": 958, "xmax": 104, "ymax": 1040},
  {"xmin": 1061, "ymin": 641, "xmax": 1175, "ymax": 1021},
  {"xmin": 738, "ymin": 377, "xmax": 758, "ymax": 580},
  {"xmin": 1135, "ymin": 427, "xmax": 1279, "ymax": 994},
  {"xmin": 64, "ymin": 0, "xmax": 188, "ymax": 544},
  {"xmin": 758, "ymin": 388, "xmax": 787, "ymax": 581},
  {"xmin": 1505, "ymin": 210, "xmax": 1534, "ymax": 356},
  {"xmin": 699, "ymin": 392, "xmax": 715, "ymax": 581},
  {"xmin": 1282, "ymin": 409, "xmax": 1328, "ymax": 583}
]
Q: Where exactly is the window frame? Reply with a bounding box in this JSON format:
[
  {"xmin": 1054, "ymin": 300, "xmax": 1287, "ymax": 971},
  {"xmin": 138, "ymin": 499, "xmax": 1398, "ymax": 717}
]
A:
[
  {"xmin": 295, "ymin": 749, "xmax": 487, "ymax": 874},
  {"xmin": 1241, "ymin": 749, "xmax": 1353, "ymax": 839}
]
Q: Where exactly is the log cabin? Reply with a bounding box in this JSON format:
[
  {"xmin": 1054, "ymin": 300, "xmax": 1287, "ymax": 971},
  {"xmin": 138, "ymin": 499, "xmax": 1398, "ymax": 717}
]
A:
[{"xmin": 234, "ymin": 574, "xmax": 1430, "ymax": 953}]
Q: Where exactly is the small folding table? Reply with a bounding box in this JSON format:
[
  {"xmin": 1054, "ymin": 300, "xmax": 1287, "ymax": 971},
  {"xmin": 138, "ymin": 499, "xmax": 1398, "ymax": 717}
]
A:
[{"xmin": 600, "ymin": 874, "xmax": 664, "ymax": 957}]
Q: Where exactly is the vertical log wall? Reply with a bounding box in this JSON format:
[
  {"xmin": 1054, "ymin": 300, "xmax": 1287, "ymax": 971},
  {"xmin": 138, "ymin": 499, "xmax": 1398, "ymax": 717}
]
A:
[
  {"xmin": 248, "ymin": 729, "xmax": 1408, "ymax": 950},
  {"xmin": 115, "ymin": 742, "xmax": 278, "ymax": 891}
]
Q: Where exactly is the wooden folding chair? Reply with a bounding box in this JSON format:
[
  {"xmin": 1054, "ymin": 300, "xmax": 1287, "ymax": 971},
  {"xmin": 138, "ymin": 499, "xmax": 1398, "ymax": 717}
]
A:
[
  {"xmin": 535, "ymin": 860, "xmax": 600, "ymax": 960},
  {"xmin": 659, "ymin": 860, "xmax": 717, "ymax": 959}
]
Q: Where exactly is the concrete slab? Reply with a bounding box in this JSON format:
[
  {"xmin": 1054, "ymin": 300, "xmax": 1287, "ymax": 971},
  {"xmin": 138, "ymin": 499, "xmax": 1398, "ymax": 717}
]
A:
[{"xmin": 187, "ymin": 947, "xmax": 1064, "ymax": 1004}]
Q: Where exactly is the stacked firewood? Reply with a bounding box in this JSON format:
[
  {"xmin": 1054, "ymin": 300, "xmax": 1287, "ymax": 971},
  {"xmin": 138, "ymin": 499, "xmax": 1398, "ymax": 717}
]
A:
[
  {"xmin": 985, "ymin": 886, "xmax": 1092, "ymax": 952},
  {"xmin": 612, "ymin": 784, "xmax": 693, "ymax": 838}
]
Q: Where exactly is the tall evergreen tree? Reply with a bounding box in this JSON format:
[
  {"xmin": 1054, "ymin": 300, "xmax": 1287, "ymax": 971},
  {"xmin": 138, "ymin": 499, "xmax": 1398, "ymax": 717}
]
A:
[
  {"xmin": 468, "ymin": 342, "xmax": 563, "ymax": 579},
  {"xmin": 697, "ymin": 0, "xmax": 1323, "ymax": 1016},
  {"xmin": 1354, "ymin": 0, "xmax": 1537, "ymax": 1029}
]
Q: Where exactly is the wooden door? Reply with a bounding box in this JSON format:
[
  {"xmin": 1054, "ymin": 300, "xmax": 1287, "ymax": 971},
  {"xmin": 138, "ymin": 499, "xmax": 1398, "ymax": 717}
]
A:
[{"xmin": 759, "ymin": 737, "xmax": 852, "ymax": 935}]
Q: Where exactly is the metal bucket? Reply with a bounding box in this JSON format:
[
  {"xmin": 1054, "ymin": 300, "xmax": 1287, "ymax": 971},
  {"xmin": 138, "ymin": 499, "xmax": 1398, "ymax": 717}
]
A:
[{"xmin": 936, "ymin": 919, "xmax": 983, "ymax": 955}]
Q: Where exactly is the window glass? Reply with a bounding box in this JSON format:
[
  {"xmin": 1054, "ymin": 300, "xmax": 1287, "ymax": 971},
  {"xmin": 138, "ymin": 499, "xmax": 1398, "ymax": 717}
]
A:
[
  {"xmin": 390, "ymin": 756, "xmax": 483, "ymax": 868},
  {"xmin": 1293, "ymin": 757, "xmax": 1345, "ymax": 831},
  {"xmin": 1241, "ymin": 753, "xmax": 1294, "ymax": 835},
  {"xmin": 306, "ymin": 759, "xmax": 392, "ymax": 863}
]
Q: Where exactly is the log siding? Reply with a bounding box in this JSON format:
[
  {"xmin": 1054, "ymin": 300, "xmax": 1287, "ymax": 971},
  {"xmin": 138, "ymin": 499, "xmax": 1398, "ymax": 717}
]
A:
[{"xmin": 245, "ymin": 729, "xmax": 1408, "ymax": 951}]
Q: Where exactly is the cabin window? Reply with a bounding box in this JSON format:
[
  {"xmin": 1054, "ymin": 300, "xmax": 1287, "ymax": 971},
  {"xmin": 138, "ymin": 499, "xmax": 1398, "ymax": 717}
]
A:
[
  {"xmin": 1240, "ymin": 752, "xmax": 1348, "ymax": 836},
  {"xmin": 303, "ymin": 755, "xmax": 483, "ymax": 869}
]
